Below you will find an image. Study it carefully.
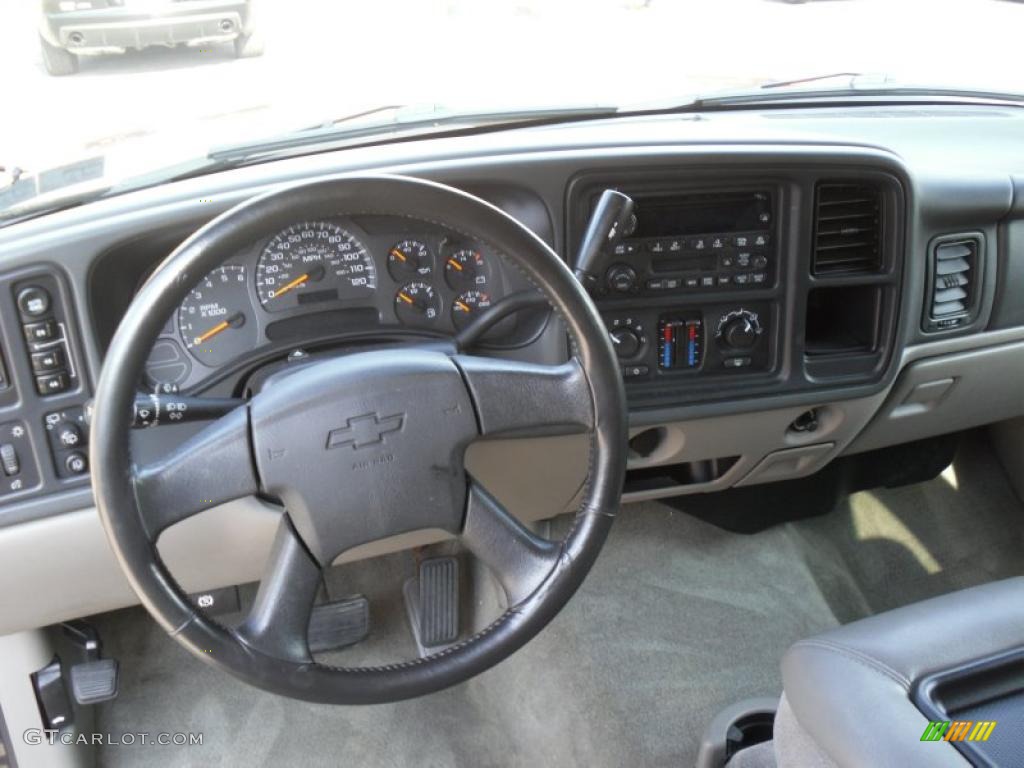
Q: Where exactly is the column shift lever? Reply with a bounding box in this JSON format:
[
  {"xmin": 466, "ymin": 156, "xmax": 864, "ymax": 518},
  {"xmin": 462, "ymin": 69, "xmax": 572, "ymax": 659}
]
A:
[{"xmin": 573, "ymin": 189, "xmax": 635, "ymax": 294}]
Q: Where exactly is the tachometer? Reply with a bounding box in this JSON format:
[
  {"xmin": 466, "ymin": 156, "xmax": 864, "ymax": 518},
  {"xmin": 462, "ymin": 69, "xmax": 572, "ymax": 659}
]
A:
[
  {"xmin": 255, "ymin": 221, "xmax": 376, "ymax": 311},
  {"xmin": 178, "ymin": 265, "xmax": 258, "ymax": 367}
]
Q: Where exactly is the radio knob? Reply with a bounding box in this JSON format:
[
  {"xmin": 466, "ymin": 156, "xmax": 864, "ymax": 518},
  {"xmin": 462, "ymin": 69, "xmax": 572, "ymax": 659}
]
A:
[
  {"xmin": 719, "ymin": 311, "xmax": 762, "ymax": 350},
  {"xmin": 606, "ymin": 265, "xmax": 638, "ymax": 293},
  {"xmin": 609, "ymin": 328, "xmax": 642, "ymax": 358}
]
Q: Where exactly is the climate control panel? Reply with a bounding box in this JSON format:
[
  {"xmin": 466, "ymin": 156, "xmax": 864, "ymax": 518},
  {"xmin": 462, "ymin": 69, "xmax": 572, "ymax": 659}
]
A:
[{"xmin": 604, "ymin": 302, "xmax": 773, "ymax": 383}]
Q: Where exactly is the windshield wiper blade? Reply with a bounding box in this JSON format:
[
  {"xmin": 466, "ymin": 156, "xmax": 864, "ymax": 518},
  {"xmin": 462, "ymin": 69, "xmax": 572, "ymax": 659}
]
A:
[
  {"xmin": 206, "ymin": 104, "xmax": 620, "ymax": 165},
  {"xmin": 760, "ymin": 72, "xmax": 866, "ymax": 89}
]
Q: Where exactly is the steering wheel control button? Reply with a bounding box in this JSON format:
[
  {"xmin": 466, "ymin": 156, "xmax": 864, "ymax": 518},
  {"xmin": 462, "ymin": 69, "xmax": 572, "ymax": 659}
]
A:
[
  {"xmin": 65, "ymin": 452, "xmax": 89, "ymax": 475},
  {"xmin": 23, "ymin": 320, "xmax": 57, "ymax": 344},
  {"xmin": 36, "ymin": 372, "xmax": 70, "ymax": 396},
  {"xmin": 17, "ymin": 285, "xmax": 51, "ymax": 318},
  {"xmin": 31, "ymin": 348, "xmax": 65, "ymax": 374}
]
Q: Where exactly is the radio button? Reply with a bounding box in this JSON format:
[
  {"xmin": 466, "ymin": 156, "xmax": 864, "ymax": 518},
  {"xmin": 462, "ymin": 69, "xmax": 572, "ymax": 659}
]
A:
[{"xmin": 607, "ymin": 265, "xmax": 639, "ymax": 293}]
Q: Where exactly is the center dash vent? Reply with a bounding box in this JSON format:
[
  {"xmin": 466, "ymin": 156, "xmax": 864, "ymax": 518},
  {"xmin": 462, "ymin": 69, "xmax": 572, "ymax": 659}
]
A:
[
  {"xmin": 924, "ymin": 236, "xmax": 981, "ymax": 332},
  {"xmin": 812, "ymin": 182, "xmax": 883, "ymax": 275}
]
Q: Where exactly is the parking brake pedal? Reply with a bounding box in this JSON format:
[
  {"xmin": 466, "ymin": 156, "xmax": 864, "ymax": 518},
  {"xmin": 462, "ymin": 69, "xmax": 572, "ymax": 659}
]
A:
[
  {"xmin": 61, "ymin": 621, "xmax": 119, "ymax": 705},
  {"xmin": 404, "ymin": 556, "xmax": 460, "ymax": 655},
  {"xmin": 308, "ymin": 596, "xmax": 370, "ymax": 653}
]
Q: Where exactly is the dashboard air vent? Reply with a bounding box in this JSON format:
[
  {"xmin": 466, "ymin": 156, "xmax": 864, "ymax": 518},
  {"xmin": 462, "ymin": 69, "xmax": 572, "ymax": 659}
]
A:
[
  {"xmin": 812, "ymin": 182, "xmax": 882, "ymax": 275},
  {"xmin": 924, "ymin": 236, "xmax": 980, "ymax": 332}
]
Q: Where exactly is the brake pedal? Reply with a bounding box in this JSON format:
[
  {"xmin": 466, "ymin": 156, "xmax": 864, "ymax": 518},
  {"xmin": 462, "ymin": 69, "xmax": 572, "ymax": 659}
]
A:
[
  {"xmin": 308, "ymin": 596, "xmax": 370, "ymax": 653},
  {"xmin": 404, "ymin": 556, "xmax": 460, "ymax": 654}
]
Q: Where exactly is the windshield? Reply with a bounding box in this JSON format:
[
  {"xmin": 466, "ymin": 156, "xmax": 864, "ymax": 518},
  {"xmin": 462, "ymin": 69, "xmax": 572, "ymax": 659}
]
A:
[{"xmin": 2, "ymin": 0, "xmax": 1022, "ymax": 217}]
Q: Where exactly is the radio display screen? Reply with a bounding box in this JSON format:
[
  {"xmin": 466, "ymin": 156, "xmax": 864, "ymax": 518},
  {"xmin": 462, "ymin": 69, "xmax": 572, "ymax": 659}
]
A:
[{"xmin": 632, "ymin": 191, "xmax": 771, "ymax": 237}]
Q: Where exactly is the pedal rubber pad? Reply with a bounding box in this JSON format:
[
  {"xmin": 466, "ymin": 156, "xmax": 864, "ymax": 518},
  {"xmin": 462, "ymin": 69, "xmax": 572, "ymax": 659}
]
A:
[
  {"xmin": 308, "ymin": 596, "xmax": 370, "ymax": 653},
  {"xmin": 415, "ymin": 556, "xmax": 460, "ymax": 648},
  {"xmin": 70, "ymin": 659, "xmax": 119, "ymax": 705}
]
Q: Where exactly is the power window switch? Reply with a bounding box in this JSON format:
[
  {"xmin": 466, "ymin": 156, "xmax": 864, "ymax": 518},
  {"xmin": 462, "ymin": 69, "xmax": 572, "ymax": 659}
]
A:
[
  {"xmin": 31, "ymin": 348, "xmax": 65, "ymax": 373},
  {"xmin": 36, "ymin": 372, "xmax": 70, "ymax": 396},
  {"xmin": 24, "ymin": 320, "xmax": 57, "ymax": 344},
  {"xmin": 1, "ymin": 443, "xmax": 20, "ymax": 476}
]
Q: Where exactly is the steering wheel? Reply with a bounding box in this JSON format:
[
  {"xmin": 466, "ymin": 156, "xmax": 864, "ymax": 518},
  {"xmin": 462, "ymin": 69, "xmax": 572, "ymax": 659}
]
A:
[{"xmin": 91, "ymin": 175, "xmax": 627, "ymax": 704}]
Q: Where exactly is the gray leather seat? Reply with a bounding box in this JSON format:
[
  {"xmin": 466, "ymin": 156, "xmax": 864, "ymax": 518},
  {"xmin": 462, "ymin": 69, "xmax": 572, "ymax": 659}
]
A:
[{"xmin": 768, "ymin": 577, "xmax": 1024, "ymax": 767}]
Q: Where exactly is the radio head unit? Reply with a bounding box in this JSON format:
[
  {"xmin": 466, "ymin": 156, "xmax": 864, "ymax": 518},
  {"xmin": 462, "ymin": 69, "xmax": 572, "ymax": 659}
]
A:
[{"xmin": 601, "ymin": 189, "xmax": 775, "ymax": 296}]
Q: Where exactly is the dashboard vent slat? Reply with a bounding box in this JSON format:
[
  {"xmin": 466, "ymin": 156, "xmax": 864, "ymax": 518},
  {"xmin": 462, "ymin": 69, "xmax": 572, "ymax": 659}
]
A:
[
  {"xmin": 925, "ymin": 237, "xmax": 980, "ymax": 331},
  {"xmin": 812, "ymin": 182, "xmax": 882, "ymax": 275}
]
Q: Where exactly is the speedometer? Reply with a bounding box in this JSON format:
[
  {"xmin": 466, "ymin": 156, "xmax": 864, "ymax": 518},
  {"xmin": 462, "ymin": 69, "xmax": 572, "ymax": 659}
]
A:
[{"xmin": 255, "ymin": 221, "xmax": 376, "ymax": 311}]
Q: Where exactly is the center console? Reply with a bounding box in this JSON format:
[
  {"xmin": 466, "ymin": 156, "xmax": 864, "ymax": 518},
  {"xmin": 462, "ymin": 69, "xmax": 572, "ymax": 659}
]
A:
[
  {"xmin": 598, "ymin": 188, "xmax": 778, "ymax": 380},
  {"xmin": 567, "ymin": 168, "xmax": 905, "ymax": 411}
]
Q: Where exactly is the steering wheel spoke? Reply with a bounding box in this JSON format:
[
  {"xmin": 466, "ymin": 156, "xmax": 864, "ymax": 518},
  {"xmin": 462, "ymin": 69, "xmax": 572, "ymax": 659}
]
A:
[
  {"xmin": 454, "ymin": 355, "xmax": 594, "ymax": 439},
  {"xmin": 234, "ymin": 516, "xmax": 322, "ymax": 664},
  {"xmin": 132, "ymin": 404, "xmax": 258, "ymax": 538},
  {"xmin": 462, "ymin": 482, "xmax": 561, "ymax": 605}
]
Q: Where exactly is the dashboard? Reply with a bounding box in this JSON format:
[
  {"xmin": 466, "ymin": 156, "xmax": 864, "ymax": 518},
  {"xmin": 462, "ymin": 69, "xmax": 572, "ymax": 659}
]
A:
[
  {"xmin": 127, "ymin": 215, "xmax": 538, "ymax": 393},
  {"xmin": 1, "ymin": 103, "xmax": 1024, "ymax": 636}
]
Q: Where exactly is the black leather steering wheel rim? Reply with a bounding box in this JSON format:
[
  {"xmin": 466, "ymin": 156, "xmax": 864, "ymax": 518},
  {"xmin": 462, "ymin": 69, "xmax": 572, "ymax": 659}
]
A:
[{"xmin": 91, "ymin": 174, "xmax": 627, "ymax": 704}]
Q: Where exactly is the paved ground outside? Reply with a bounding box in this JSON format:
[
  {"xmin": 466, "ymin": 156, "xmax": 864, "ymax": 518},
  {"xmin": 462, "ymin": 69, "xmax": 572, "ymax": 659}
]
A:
[{"xmin": 1, "ymin": 0, "xmax": 1021, "ymax": 192}]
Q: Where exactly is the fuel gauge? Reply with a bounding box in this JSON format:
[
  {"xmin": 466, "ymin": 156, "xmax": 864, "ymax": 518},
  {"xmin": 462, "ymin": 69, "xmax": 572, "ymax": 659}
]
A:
[{"xmin": 395, "ymin": 282, "xmax": 441, "ymax": 326}]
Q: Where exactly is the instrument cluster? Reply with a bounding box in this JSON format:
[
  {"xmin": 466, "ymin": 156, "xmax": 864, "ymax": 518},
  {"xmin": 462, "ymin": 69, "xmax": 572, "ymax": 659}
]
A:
[{"xmin": 143, "ymin": 215, "xmax": 525, "ymax": 392}]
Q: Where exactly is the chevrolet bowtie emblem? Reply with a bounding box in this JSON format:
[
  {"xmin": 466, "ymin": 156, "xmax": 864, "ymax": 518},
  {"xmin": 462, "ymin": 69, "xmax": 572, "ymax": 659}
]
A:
[{"xmin": 326, "ymin": 412, "xmax": 405, "ymax": 451}]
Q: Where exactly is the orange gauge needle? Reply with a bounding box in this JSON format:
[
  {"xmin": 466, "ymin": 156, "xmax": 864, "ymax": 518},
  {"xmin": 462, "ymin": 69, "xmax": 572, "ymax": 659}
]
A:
[
  {"xmin": 447, "ymin": 258, "xmax": 464, "ymax": 272},
  {"xmin": 455, "ymin": 300, "xmax": 471, "ymax": 313},
  {"xmin": 398, "ymin": 292, "xmax": 414, "ymax": 305},
  {"xmin": 192, "ymin": 312, "xmax": 244, "ymax": 345},
  {"xmin": 194, "ymin": 321, "xmax": 229, "ymax": 345},
  {"xmin": 272, "ymin": 272, "xmax": 310, "ymax": 299},
  {"xmin": 391, "ymin": 248, "xmax": 407, "ymax": 262}
]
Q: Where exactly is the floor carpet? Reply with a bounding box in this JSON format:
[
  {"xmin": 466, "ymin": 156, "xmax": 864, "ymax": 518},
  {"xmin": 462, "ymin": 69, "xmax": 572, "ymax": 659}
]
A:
[{"xmin": 91, "ymin": 434, "xmax": 1024, "ymax": 767}]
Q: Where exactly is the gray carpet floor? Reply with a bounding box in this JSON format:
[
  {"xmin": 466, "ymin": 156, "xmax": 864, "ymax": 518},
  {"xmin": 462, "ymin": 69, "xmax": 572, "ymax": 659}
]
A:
[{"xmin": 91, "ymin": 434, "xmax": 1024, "ymax": 767}]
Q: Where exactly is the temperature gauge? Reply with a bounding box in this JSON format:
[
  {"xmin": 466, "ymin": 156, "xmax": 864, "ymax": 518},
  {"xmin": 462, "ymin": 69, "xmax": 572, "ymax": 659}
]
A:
[
  {"xmin": 451, "ymin": 290, "xmax": 493, "ymax": 331},
  {"xmin": 394, "ymin": 282, "xmax": 441, "ymax": 326}
]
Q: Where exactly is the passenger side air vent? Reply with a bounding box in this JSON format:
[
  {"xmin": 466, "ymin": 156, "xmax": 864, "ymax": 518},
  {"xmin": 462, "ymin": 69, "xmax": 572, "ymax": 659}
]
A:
[
  {"xmin": 924, "ymin": 235, "xmax": 981, "ymax": 332},
  {"xmin": 812, "ymin": 182, "xmax": 882, "ymax": 275}
]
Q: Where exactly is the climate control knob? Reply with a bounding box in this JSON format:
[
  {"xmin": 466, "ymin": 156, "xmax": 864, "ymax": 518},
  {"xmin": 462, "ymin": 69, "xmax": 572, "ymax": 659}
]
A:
[
  {"xmin": 717, "ymin": 310, "xmax": 763, "ymax": 350},
  {"xmin": 609, "ymin": 328, "xmax": 642, "ymax": 358},
  {"xmin": 605, "ymin": 264, "xmax": 638, "ymax": 294}
]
